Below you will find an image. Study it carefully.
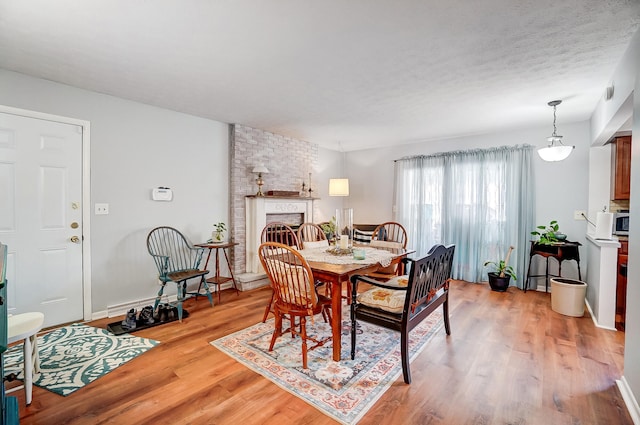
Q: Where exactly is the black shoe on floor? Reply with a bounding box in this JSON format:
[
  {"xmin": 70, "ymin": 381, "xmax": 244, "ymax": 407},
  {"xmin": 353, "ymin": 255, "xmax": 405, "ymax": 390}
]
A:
[
  {"xmin": 121, "ymin": 308, "xmax": 137, "ymax": 330},
  {"xmin": 157, "ymin": 304, "xmax": 169, "ymax": 322},
  {"xmin": 139, "ymin": 305, "xmax": 155, "ymax": 325},
  {"xmin": 167, "ymin": 306, "xmax": 178, "ymax": 321}
]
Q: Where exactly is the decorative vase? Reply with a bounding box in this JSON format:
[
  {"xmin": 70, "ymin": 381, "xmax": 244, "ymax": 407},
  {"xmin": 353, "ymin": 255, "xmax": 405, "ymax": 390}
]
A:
[
  {"xmin": 488, "ymin": 272, "xmax": 511, "ymax": 292},
  {"xmin": 212, "ymin": 231, "xmax": 225, "ymax": 243},
  {"xmin": 335, "ymin": 208, "xmax": 353, "ymax": 249}
]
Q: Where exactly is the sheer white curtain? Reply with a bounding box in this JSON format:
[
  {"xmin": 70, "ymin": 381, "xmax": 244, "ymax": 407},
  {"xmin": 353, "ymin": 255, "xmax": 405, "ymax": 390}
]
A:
[{"xmin": 394, "ymin": 145, "xmax": 535, "ymax": 287}]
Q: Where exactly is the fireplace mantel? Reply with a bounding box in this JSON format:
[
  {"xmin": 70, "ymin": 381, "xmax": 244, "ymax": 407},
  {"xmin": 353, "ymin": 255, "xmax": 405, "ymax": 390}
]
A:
[{"xmin": 245, "ymin": 196, "xmax": 316, "ymax": 273}]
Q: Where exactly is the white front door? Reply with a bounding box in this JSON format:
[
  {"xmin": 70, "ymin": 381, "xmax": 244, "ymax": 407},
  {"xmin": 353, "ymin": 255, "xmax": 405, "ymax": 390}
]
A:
[{"xmin": 0, "ymin": 111, "xmax": 84, "ymax": 327}]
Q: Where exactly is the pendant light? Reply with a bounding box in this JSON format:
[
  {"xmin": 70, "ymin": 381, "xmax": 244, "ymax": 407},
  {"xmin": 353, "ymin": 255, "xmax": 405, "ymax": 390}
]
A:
[{"xmin": 537, "ymin": 100, "xmax": 574, "ymax": 162}]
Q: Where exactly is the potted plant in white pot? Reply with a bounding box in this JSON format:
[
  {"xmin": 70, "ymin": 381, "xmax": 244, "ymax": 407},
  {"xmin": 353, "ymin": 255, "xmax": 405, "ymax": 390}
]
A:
[
  {"xmin": 212, "ymin": 222, "xmax": 226, "ymax": 243},
  {"xmin": 484, "ymin": 246, "xmax": 516, "ymax": 292}
]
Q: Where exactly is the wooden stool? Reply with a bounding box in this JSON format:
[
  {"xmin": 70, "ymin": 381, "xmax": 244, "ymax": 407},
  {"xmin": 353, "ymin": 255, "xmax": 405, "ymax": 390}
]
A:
[{"xmin": 7, "ymin": 312, "xmax": 44, "ymax": 406}]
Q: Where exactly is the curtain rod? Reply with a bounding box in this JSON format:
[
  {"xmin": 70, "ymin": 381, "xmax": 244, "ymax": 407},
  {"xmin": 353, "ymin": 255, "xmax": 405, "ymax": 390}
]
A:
[{"xmin": 393, "ymin": 144, "xmax": 535, "ymax": 162}]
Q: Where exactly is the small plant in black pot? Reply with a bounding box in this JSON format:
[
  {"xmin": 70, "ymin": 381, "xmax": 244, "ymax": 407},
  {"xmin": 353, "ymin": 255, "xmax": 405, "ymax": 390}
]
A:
[{"xmin": 484, "ymin": 246, "xmax": 516, "ymax": 292}]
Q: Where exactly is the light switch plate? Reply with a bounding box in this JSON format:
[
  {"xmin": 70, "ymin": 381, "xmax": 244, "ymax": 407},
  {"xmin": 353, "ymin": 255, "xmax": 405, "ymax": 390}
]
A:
[{"xmin": 95, "ymin": 203, "xmax": 109, "ymax": 215}]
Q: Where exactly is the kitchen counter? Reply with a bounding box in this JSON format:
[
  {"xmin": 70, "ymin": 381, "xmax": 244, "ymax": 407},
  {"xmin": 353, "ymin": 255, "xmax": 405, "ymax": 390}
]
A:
[{"xmin": 585, "ymin": 234, "xmax": 621, "ymax": 330}]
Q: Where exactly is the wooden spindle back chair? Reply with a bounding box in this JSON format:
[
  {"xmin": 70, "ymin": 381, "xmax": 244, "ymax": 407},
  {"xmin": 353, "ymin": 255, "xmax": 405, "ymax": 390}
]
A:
[{"xmin": 258, "ymin": 242, "xmax": 332, "ymax": 369}]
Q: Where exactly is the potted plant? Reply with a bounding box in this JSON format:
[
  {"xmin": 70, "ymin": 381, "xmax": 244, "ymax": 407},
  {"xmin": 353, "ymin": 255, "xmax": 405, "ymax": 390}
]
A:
[
  {"xmin": 531, "ymin": 220, "xmax": 564, "ymax": 245},
  {"xmin": 484, "ymin": 246, "xmax": 516, "ymax": 292},
  {"xmin": 212, "ymin": 222, "xmax": 226, "ymax": 243},
  {"xmin": 320, "ymin": 216, "xmax": 337, "ymax": 244}
]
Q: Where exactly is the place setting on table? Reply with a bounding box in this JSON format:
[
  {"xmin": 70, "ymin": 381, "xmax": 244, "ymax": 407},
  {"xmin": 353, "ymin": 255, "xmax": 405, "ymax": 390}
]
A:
[{"xmin": 298, "ymin": 240, "xmax": 397, "ymax": 267}]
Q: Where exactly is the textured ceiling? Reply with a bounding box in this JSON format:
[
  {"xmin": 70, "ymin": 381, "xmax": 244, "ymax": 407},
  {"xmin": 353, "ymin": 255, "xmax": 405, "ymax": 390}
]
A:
[{"xmin": 1, "ymin": 0, "xmax": 639, "ymax": 151}]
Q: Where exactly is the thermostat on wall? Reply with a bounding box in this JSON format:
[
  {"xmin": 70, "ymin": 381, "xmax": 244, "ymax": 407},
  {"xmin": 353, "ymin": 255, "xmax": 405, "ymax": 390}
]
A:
[{"xmin": 152, "ymin": 187, "xmax": 173, "ymax": 201}]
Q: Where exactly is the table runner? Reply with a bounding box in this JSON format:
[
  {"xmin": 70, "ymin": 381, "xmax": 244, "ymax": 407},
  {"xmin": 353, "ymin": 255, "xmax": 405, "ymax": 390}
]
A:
[{"xmin": 300, "ymin": 246, "xmax": 394, "ymax": 267}]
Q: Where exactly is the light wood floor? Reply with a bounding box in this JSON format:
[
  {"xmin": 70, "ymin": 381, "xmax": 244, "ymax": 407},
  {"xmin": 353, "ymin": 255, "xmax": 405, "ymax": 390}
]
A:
[{"xmin": 11, "ymin": 281, "xmax": 631, "ymax": 424}]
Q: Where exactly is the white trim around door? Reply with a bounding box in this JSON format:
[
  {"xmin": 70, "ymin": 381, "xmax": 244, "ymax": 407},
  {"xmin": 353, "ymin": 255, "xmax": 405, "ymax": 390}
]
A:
[{"xmin": 0, "ymin": 104, "xmax": 92, "ymax": 322}]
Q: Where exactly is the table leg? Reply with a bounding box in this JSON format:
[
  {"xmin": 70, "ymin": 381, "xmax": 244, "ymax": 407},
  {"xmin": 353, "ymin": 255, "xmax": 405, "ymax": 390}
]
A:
[
  {"xmin": 577, "ymin": 260, "xmax": 582, "ymax": 280},
  {"xmin": 545, "ymin": 257, "xmax": 550, "ymax": 293},
  {"xmin": 524, "ymin": 254, "xmax": 534, "ymax": 293},
  {"xmin": 215, "ymin": 248, "xmax": 221, "ymax": 304},
  {"xmin": 222, "ymin": 248, "xmax": 240, "ymax": 295},
  {"xmin": 331, "ymin": 278, "xmax": 342, "ymax": 361},
  {"xmin": 203, "ymin": 248, "xmax": 213, "ymax": 270}
]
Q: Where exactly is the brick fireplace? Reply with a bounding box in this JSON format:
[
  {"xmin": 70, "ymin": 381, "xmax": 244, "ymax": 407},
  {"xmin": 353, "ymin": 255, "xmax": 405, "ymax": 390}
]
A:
[{"xmin": 229, "ymin": 124, "xmax": 319, "ymax": 288}]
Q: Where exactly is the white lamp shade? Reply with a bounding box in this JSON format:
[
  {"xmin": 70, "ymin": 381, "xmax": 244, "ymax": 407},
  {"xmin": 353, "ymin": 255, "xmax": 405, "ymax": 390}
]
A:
[
  {"xmin": 329, "ymin": 178, "xmax": 350, "ymax": 196},
  {"xmin": 252, "ymin": 164, "xmax": 269, "ymax": 174},
  {"xmin": 537, "ymin": 145, "xmax": 574, "ymax": 162}
]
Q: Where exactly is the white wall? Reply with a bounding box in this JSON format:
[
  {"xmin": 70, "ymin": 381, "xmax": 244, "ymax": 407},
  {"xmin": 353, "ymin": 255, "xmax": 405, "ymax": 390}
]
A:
[
  {"xmin": 0, "ymin": 69, "xmax": 230, "ymax": 315},
  {"xmin": 591, "ymin": 30, "xmax": 639, "ymax": 146},
  {"xmin": 623, "ymin": 31, "xmax": 640, "ymax": 423},
  {"xmin": 588, "ymin": 144, "xmax": 614, "ymax": 228},
  {"xmin": 316, "ymin": 147, "xmax": 347, "ymax": 223}
]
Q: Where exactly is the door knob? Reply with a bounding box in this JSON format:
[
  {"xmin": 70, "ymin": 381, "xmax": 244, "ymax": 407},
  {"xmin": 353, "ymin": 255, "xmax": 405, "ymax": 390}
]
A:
[{"xmin": 70, "ymin": 236, "xmax": 80, "ymax": 244}]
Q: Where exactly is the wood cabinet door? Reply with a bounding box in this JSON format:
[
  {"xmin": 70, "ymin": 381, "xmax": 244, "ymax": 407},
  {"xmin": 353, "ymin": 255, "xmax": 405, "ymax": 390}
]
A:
[{"xmin": 613, "ymin": 136, "xmax": 631, "ymax": 200}]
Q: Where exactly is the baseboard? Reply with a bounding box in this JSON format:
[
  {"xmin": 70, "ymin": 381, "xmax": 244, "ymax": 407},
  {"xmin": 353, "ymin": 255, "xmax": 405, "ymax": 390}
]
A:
[
  {"xmin": 91, "ymin": 274, "xmax": 258, "ymax": 322},
  {"xmin": 585, "ymin": 299, "xmax": 618, "ymax": 331},
  {"xmin": 105, "ymin": 295, "xmax": 176, "ymax": 318},
  {"xmin": 236, "ymin": 272, "xmax": 270, "ymax": 291},
  {"xmin": 617, "ymin": 376, "xmax": 640, "ymax": 425}
]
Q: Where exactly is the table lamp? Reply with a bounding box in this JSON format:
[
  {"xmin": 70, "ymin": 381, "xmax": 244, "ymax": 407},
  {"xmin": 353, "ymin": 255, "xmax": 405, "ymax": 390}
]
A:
[{"xmin": 252, "ymin": 164, "xmax": 269, "ymax": 196}]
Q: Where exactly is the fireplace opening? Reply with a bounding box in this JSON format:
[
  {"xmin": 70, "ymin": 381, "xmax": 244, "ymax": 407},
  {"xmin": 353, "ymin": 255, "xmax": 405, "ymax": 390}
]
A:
[{"xmin": 266, "ymin": 213, "xmax": 304, "ymax": 230}]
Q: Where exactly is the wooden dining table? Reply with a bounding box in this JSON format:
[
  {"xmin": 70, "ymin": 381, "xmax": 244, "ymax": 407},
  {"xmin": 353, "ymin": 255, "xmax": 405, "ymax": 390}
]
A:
[{"xmin": 303, "ymin": 247, "xmax": 414, "ymax": 361}]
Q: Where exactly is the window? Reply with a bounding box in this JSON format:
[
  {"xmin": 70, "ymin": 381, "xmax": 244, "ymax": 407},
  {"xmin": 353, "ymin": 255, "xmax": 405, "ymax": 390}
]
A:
[{"xmin": 394, "ymin": 145, "xmax": 534, "ymax": 285}]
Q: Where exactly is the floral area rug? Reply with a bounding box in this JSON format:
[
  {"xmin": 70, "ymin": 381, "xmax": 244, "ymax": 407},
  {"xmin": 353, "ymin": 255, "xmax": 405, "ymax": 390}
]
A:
[
  {"xmin": 3, "ymin": 323, "xmax": 159, "ymax": 396},
  {"xmin": 211, "ymin": 309, "xmax": 443, "ymax": 424}
]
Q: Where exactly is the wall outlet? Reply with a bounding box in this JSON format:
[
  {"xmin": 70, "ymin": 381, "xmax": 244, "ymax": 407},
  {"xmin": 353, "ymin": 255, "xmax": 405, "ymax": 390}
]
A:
[
  {"xmin": 574, "ymin": 210, "xmax": 586, "ymax": 220},
  {"xmin": 95, "ymin": 203, "xmax": 109, "ymax": 215}
]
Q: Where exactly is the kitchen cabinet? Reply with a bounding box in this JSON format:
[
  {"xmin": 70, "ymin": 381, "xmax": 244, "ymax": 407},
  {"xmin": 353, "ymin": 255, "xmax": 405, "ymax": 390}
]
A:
[
  {"xmin": 616, "ymin": 240, "xmax": 628, "ymax": 330},
  {"xmin": 612, "ymin": 135, "xmax": 632, "ymax": 200}
]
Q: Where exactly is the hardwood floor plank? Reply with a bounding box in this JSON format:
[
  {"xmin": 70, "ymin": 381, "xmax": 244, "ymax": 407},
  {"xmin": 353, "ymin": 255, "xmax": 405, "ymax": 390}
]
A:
[{"xmin": 13, "ymin": 282, "xmax": 633, "ymax": 424}]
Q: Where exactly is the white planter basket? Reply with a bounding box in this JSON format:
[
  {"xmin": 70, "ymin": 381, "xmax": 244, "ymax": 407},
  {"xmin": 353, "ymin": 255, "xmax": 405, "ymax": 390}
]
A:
[{"xmin": 550, "ymin": 278, "xmax": 587, "ymax": 317}]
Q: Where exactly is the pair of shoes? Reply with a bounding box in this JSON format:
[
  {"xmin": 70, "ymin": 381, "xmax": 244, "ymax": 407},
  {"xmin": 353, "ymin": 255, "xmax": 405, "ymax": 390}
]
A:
[
  {"xmin": 139, "ymin": 305, "xmax": 155, "ymax": 325},
  {"xmin": 121, "ymin": 308, "xmax": 137, "ymax": 330},
  {"xmin": 167, "ymin": 306, "xmax": 178, "ymax": 321},
  {"xmin": 155, "ymin": 304, "xmax": 169, "ymax": 322}
]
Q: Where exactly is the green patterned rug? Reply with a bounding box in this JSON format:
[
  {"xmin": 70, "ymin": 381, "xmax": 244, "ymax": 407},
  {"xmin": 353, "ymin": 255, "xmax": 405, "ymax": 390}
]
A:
[
  {"xmin": 3, "ymin": 323, "xmax": 159, "ymax": 396},
  {"xmin": 211, "ymin": 309, "xmax": 443, "ymax": 425}
]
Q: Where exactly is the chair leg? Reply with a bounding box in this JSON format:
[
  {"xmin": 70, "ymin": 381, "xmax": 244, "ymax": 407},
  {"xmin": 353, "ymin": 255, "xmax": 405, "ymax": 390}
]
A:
[
  {"xmin": 177, "ymin": 282, "xmax": 187, "ymax": 322},
  {"xmin": 300, "ymin": 317, "xmax": 308, "ymax": 369},
  {"xmin": 350, "ymin": 311, "xmax": 357, "ymax": 360},
  {"xmin": 269, "ymin": 311, "xmax": 283, "ymax": 351},
  {"xmin": 23, "ymin": 335, "xmax": 34, "ymax": 405},
  {"xmin": 200, "ymin": 276, "xmax": 214, "ymax": 307},
  {"xmin": 400, "ymin": 329, "xmax": 411, "ymax": 384},
  {"xmin": 321, "ymin": 305, "xmax": 332, "ymax": 324},
  {"xmin": 262, "ymin": 292, "xmax": 274, "ymax": 323},
  {"xmin": 154, "ymin": 284, "xmax": 166, "ymax": 311},
  {"xmin": 443, "ymin": 296, "xmax": 451, "ymax": 335}
]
